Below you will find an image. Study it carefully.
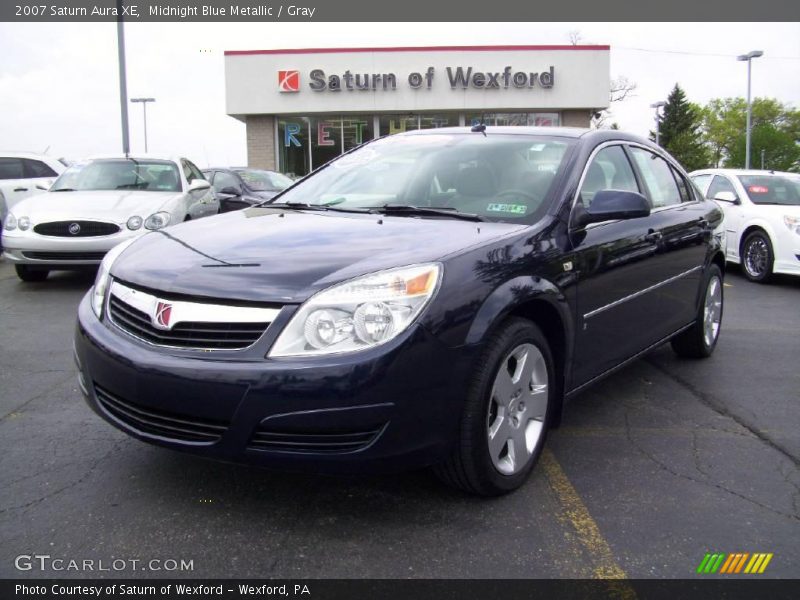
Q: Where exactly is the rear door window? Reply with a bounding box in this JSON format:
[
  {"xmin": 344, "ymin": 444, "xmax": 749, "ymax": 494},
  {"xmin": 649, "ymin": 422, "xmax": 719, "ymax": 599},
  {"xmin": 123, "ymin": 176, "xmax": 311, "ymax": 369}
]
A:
[{"xmin": 24, "ymin": 159, "xmax": 58, "ymax": 178}]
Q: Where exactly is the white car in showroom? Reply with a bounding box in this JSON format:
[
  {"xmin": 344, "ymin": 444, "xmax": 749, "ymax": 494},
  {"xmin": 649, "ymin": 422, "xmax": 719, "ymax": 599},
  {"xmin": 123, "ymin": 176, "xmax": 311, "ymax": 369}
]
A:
[
  {"xmin": 2, "ymin": 155, "xmax": 218, "ymax": 281},
  {"xmin": 690, "ymin": 169, "xmax": 800, "ymax": 282}
]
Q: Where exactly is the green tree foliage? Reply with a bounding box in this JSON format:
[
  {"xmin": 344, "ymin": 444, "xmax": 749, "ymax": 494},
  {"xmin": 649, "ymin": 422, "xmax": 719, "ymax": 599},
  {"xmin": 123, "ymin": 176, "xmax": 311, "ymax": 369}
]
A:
[
  {"xmin": 651, "ymin": 84, "xmax": 710, "ymax": 171},
  {"xmin": 700, "ymin": 97, "xmax": 800, "ymax": 171}
]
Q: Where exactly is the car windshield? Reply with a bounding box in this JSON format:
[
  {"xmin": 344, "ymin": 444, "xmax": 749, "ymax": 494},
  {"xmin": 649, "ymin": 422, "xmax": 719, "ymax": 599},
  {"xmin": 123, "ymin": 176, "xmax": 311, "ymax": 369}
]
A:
[
  {"xmin": 270, "ymin": 133, "xmax": 574, "ymax": 222},
  {"xmin": 737, "ymin": 175, "xmax": 800, "ymax": 206},
  {"xmin": 236, "ymin": 169, "xmax": 293, "ymax": 192},
  {"xmin": 50, "ymin": 159, "xmax": 181, "ymax": 192}
]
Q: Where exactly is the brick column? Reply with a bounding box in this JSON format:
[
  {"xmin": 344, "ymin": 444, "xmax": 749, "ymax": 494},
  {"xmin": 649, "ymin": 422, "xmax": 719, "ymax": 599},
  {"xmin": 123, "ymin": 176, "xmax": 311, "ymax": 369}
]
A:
[
  {"xmin": 560, "ymin": 110, "xmax": 593, "ymax": 128},
  {"xmin": 246, "ymin": 115, "xmax": 277, "ymax": 170}
]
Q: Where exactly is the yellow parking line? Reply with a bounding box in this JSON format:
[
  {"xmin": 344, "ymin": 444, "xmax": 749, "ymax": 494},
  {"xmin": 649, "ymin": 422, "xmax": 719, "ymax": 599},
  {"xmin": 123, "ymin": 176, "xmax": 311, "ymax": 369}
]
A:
[{"xmin": 541, "ymin": 448, "xmax": 634, "ymax": 592}]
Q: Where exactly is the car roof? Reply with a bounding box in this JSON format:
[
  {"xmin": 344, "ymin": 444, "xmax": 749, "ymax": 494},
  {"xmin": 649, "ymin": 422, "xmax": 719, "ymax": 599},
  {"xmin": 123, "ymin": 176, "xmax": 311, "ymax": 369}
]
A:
[
  {"xmin": 84, "ymin": 154, "xmax": 183, "ymax": 163},
  {"xmin": 203, "ymin": 167, "xmax": 278, "ymax": 172},
  {"xmin": 398, "ymin": 126, "xmax": 658, "ymax": 148},
  {"xmin": 689, "ymin": 168, "xmax": 797, "ymax": 177},
  {"xmin": 0, "ymin": 151, "xmax": 61, "ymax": 161}
]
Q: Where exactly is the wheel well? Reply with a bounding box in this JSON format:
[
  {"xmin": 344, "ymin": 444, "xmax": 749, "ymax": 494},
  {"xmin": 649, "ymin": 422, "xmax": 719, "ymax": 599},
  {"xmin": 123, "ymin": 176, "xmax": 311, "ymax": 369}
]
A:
[
  {"xmin": 712, "ymin": 250, "xmax": 726, "ymax": 275},
  {"xmin": 508, "ymin": 300, "xmax": 567, "ymax": 427},
  {"xmin": 739, "ymin": 225, "xmax": 770, "ymax": 256}
]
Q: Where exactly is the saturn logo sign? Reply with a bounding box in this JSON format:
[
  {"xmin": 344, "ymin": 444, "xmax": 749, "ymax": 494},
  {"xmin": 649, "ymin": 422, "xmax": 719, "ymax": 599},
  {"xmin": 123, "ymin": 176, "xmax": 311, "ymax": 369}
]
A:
[
  {"xmin": 278, "ymin": 70, "xmax": 300, "ymax": 92},
  {"xmin": 153, "ymin": 301, "xmax": 173, "ymax": 330}
]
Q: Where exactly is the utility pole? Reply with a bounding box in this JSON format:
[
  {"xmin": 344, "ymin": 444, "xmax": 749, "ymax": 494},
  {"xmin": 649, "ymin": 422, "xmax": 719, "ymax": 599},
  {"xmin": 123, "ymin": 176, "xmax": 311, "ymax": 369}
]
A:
[{"xmin": 737, "ymin": 50, "xmax": 764, "ymax": 169}]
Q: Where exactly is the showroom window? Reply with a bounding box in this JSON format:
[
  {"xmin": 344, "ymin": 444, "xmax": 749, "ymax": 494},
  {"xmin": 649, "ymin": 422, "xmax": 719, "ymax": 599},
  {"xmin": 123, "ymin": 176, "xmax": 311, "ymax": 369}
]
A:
[
  {"xmin": 466, "ymin": 113, "xmax": 561, "ymax": 127},
  {"xmin": 278, "ymin": 116, "xmax": 374, "ymax": 177}
]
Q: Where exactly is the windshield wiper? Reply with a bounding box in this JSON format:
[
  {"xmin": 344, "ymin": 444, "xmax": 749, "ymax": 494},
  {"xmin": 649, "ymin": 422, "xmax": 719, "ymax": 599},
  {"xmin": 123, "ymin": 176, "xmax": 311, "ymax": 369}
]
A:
[
  {"xmin": 372, "ymin": 204, "xmax": 484, "ymax": 222},
  {"xmin": 51, "ymin": 188, "xmax": 75, "ymax": 192},
  {"xmin": 258, "ymin": 202, "xmax": 367, "ymax": 213}
]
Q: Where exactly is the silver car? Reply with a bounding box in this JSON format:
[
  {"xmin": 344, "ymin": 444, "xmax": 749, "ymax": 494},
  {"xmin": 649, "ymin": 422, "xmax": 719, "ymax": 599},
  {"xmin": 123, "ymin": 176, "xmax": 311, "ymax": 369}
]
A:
[{"xmin": 2, "ymin": 155, "xmax": 219, "ymax": 281}]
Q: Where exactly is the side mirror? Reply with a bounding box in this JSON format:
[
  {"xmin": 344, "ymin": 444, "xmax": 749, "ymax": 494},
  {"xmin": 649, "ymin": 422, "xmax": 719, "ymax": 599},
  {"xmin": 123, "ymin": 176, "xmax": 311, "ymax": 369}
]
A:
[
  {"xmin": 219, "ymin": 186, "xmax": 242, "ymax": 196},
  {"xmin": 188, "ymin": 179, "xmax": 211, "ymax": 192},
  {"xmin": 572, "ymin": 189, "xmax": 650, "ymax": 228},
  {"xmin": 713, "ymin": 191, "xmax": 740, "ymax": 205}
]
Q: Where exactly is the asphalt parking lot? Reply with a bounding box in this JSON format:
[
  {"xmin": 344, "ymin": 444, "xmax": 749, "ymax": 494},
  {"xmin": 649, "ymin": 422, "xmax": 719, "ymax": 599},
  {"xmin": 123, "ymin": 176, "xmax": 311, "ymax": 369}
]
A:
[{"xmin": 0, "ymin": 258, "xmax": 798, "ymax": 579}]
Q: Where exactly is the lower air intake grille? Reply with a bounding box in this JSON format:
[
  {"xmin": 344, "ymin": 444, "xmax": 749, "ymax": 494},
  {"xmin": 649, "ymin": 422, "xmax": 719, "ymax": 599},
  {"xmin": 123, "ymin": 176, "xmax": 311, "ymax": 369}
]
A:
[
  {"xmin": 23, "ymin": 251, "xmax": 106, "ymax": 261},
  {"xmin": 248, "ymin": 426, "xmax": 383, "ymax": 453},
  {"xmin": 94, "ymin": 384, "xmax": 228, "ymax": 443}
]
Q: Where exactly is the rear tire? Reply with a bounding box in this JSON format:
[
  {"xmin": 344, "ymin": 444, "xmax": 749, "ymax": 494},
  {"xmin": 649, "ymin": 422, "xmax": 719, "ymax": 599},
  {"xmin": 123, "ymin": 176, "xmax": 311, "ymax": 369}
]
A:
[
  {"xmin": 671, "ymin": 264, "xmax": 723, "ymax": 358},
  {"xmin": 435, "ymin": 318, "xmax": 554, "ymax": 496},
  {"xmin": 741, "ymin": 231, "xmax": 773, "ymax": 283},
  {"xmin": 15, "ymin": 264, "xmax": 49, "ymax": 282}
]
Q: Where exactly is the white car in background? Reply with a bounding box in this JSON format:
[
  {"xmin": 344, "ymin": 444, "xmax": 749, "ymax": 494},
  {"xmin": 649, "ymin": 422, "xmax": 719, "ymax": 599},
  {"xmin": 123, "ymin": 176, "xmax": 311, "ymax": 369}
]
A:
[
  {"xmin": 690, "ymin": 168, "xmax": 800, "ymax": 282},
  {"xmin": 2, "ymin": 155, "xmax": 219, "ymax": 282},
  {"xmin": 0, "ymin": 152, "xmax": 67, "ymax": 210}
]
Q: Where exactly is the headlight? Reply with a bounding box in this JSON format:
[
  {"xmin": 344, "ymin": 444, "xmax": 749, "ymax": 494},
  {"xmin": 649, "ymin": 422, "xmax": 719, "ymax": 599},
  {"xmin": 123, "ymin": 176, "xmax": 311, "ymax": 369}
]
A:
[
  {"xmin": 91, "ymin": 238, "xmax": 137, "ymax": 319},
  {"xmin": 269, "ymin": 263, "xmax": 441, "ymax": 357},
  {"xmin": 144, "ymin": 212, "xmax": 171, "ymax": 230},
  {"xmin": 127, "ymin": 215, "xmax": 143, "ymax": 230},
  {"xmin": 3, "ymin": 214, "xmax": 17, "ymax": 231},
  {"xmin": 18, "ymin": 216, "xmax": 31, "ymax": 231},
  {"xmin": 784, "ymin": 215, "xmax": 800, "ymax": 235}
]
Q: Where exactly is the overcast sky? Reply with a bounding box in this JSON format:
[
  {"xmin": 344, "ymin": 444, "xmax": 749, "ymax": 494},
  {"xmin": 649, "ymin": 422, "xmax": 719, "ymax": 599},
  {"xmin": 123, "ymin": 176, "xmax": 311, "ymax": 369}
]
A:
[{"xmin": 1, "ymin": 22, "xmax": 798, "ymax": 167}]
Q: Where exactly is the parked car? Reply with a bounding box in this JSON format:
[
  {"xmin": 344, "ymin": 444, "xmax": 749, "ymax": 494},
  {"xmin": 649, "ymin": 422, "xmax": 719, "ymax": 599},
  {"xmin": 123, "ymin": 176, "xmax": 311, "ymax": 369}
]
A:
[
  {"xmin": 74, "ymin": 127, "xmax": 725, "ymax": 495},
  {"xmin": 202, "ymin": 167, "xmax": 294, "ymax": 212},
  {"xmin": 0, "ymin": 151, "xmax": 67, "ymax": 210},
  {"xmin": 690, "ymin": 168, "xmax": 800, "ymax": 282},
  {"xmin": 3, "ymin": 155, "xmax": 218, "ymax": 281}
]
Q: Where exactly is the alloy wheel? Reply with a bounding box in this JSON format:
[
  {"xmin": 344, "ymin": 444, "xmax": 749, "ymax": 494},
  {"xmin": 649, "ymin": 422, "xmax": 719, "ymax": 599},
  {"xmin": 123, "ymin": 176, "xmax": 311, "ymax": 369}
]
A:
[
  {"xmin": 486, "ymin": 343, "xmax": 548, "ymax": 476},
  {"xmin": 703, "ymin": 275, "xmax": 722, "ymax": 347},
  {"xmin": 744, "ymin": 237, "xmax": 769, "ymax": 278}
]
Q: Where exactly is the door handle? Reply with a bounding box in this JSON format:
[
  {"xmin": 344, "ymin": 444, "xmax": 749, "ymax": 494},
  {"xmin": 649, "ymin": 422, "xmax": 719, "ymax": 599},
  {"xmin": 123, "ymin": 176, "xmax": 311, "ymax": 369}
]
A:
[
  {"xmin": 645, "ymin": 230, "xmax": 663, "ymax": 243},
  {"xmin": 13, "ymin": 187, "xmax": 28, "ymax": 192}
]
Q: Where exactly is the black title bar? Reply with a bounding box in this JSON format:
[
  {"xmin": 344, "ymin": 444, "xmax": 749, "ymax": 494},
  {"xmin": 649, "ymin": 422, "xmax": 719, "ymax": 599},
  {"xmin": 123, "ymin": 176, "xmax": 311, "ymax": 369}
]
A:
[{"xmin": 2, "ymin": 0, "xmax": 799, "ymax": 22}]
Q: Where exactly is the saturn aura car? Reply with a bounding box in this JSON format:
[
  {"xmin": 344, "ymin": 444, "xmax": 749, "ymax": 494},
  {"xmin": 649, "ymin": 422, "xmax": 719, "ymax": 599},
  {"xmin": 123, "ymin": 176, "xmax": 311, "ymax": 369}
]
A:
[
  {"xmin": 74, "ymin": 127, "xmax": 725, "ymax": 495},
  {"xmin": 689, "ymin": 168, "xmax": 800, "ymax": 282},
  {"xmin": 3, "ymin": 156, "xmax": 218, "ymax": 281}
]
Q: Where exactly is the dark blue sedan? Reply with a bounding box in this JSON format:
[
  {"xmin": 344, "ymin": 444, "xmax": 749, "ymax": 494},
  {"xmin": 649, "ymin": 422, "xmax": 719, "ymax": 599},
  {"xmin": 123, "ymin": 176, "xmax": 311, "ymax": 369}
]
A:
[{"xmin": 74, "ymin": 127, "xmax": 725, "ymax": 495}]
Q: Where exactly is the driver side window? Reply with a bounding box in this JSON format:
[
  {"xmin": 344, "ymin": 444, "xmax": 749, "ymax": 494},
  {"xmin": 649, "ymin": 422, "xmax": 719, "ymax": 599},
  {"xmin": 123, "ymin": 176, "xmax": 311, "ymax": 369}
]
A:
[{"xmin": 579, "ymin": 145, "xmax": 639, "ymax": 208}]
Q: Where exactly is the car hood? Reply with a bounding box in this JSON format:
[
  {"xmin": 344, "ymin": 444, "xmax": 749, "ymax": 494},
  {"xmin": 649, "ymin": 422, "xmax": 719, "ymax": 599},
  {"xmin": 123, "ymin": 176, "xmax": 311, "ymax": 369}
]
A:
[
  {"xmin": 12, "ymin": 190, "xmax": 181, "ymax": 223},
  {"xmin": 112, "ymin": 207, "xmax": 525, "ymax": 303}
]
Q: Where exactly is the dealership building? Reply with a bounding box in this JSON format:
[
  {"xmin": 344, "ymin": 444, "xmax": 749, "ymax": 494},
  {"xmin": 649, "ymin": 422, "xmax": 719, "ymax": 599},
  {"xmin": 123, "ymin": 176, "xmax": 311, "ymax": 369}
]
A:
[{"xmin": 224, "ymin": 45, "xmax": 610, "ymax": 177}]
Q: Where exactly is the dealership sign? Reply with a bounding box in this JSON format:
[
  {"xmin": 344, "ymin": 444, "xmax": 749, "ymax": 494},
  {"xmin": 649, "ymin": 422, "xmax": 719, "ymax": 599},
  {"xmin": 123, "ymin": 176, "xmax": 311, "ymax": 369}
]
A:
[{"xmin": 278, "ymin": 66, "xmax": 556, "ymax": 92}]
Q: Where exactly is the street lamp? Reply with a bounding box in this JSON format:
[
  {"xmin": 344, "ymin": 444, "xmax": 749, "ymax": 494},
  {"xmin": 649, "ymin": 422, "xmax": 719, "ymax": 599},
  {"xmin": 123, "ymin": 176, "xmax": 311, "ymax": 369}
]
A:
[
  {"xmin": 737, "ymin": 50, "xmax": 763, "ymax": 170},
  {"xmin": 130, "ymin": 97, "xmax": 156, "ymax": 153},
  {"xmin": 650, "ymin": 101, "xmax": 666, "ymax": 146}
]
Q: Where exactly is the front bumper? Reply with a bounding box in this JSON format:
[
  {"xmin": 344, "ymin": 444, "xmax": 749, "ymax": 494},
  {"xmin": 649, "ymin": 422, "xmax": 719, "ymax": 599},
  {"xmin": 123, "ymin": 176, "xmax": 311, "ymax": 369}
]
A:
[
  {"xmin": 2, "ymin": 230, "xmax": 141, "ymax": 266},
  {"xmin": 74, "ymin": 292, "xmax": 478, "ymax": 473}
]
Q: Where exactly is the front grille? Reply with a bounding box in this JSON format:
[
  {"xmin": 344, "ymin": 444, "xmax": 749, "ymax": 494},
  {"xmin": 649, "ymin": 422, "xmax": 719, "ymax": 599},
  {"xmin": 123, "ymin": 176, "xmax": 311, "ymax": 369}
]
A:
[
  {"xmin": 248, "ymin": 426, "xmax": 383, "ymax": 453},
  {"xmin": 94, "ymin": 384, "xmax": 228, "ymax": 443},
  {"xmin": 34, "ymin": 220, "xmax": 120, "ymax": 237},
  {"xmin": 23, "ymin": 251, "xmax": 106, "ymax": 261},
  {"xmin": 108, "ymin": 294, "xmax": 269, "ymax": 350}
]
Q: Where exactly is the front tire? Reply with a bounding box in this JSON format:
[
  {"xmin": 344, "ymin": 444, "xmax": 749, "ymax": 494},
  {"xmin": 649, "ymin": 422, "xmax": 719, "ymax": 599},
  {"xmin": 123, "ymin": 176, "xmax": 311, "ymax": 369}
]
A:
[
  {"xmin": 671, "ymin": 264, "xmax": 723, "ymax": 358},
  {"xmin": 435, "ymin": 318, "xmax": 554, "ymax": 496},
  {"xmin": 741, "ymin": 231, "xmax": 773, "ymax": 283},
  {"xmin": 15, "ymin": 264, "xmax": 49, "ymax": 282}
]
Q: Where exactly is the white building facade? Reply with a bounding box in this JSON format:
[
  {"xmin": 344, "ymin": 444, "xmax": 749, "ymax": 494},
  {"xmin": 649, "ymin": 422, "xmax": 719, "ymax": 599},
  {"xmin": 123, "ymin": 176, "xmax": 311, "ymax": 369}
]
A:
[{"xmin": 224, "ymin": 45, "xmax": 610, "ymax": 176}]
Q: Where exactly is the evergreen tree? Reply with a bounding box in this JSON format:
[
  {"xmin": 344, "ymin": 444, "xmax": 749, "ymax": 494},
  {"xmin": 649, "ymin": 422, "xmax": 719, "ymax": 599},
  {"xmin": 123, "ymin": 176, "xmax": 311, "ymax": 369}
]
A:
[{"xmin": 651, "ymin": 84, "xmax": 710, "ymax": 171}]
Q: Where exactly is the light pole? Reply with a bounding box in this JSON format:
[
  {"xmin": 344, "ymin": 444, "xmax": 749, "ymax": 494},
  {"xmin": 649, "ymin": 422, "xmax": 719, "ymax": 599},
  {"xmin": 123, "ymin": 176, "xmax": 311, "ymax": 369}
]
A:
[
  {"xmin": 737, "ymin": 50, "xmax": 763, "ymax": 169},
  {"xmin": 130, "ymin": 97, "xmax": 156, "ymax": 153},
  {"xmin": 650, "ymin": 101, "xmax": 666, "ymax": 146}
]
